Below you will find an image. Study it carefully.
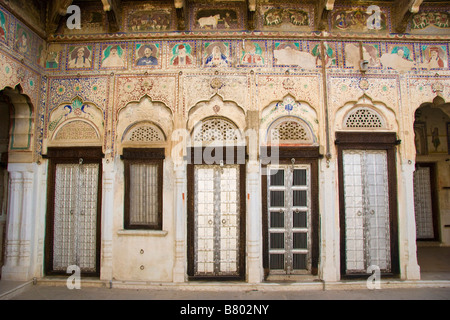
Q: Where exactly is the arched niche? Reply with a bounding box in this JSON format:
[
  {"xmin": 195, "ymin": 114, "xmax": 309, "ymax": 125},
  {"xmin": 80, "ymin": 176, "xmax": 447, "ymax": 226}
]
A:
[
  {"xmin": 260, "ymin": 95, "xmax": 319, "ymax": 146},
  {"xmin": 48, "ymin": 119, "xmax": 102, "ymax": 147},
  {"xmin": 335, "ymin": 95, "xmax": 398, "ymax": 132},
  {"xmin": 117, "ymin": 96, "xmax": 173, "ymax": 154},
  {"xmin": 187, "ymin": 94, "xmax": 246, "ymax": 136},
  {"xmin": 266, "ymin": 116, "xmax": 316, "ymax": 146},
  {"xmin": 0, "ymin": 85, "xmax": 34, "ymax": 163},
  {"xmin": 190, "ymin": 116, "xmax": 244, "ymax": 147},
  {"xmin": 45, "ymin": 97, "xmax": 104, "ymax": 151}
]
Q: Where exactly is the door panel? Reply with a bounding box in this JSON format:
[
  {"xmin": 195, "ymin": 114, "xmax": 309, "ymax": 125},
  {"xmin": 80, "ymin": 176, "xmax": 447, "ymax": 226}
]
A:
[
  {"xmin": 267, "ymin": 165, "xmax": 312, "ymax": 275},
  {"xmin": 343, "ymin": 150, "xmax": 391, "ymax": 274},
  {"xmin": 52, "ymin": 162, "xmax": 99, "ymax": 274},
  {"xmin": 194, "ymin": 165, "xmax": 241, "ymax": 277},
  {"xmin": 413, "ymin": 166, "xmax": 436, "ymax": 240}
]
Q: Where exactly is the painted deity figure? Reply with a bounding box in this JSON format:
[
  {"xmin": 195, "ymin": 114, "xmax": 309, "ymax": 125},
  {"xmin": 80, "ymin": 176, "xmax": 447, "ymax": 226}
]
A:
[{"xmin": 204, "ymin": 44, "xmax": 228, "ymax": 67}]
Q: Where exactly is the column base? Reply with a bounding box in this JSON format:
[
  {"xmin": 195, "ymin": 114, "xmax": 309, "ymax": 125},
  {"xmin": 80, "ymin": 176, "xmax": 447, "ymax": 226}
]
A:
[{"xmin": 1, "ymin": 265, "xmax": 32, "ymax": 281}]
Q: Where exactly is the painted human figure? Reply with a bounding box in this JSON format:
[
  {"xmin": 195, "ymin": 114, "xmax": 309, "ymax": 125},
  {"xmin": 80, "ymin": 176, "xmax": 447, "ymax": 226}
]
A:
[
  {"xmin": 241, "ymin": 42, "xmax": 263, "ymax": 65},
  {"xmin": 426, "ymin": 47, "xmax": 445, "ymax": 69},
  {"xmin": 172, "ymin": 44, "xmax": 193, "ymax": 66},
  {"xmin": 0, "ymin": 12, "xmax": 6, "ymax": 42},
  {"xmin": 205, "ymin": 45, "xmax": 228, "ymax": 67},
  {"xmin": 68, "ymin": 47, "xmax": 92, "ymax": 68},
  {"xmin": 137, "ymin": 45, "xmax": 158, "ymax": 66},
  {"xmin": 102, "ymin": 45, "xmax": 125, "ymax": 68},
  {"xmin": 16, "ymin": 31, "xmax": 29, "ymax": 55},
  {"xmin": 432, "ymin": 127, "xmax": 440, "ymax": 152}
]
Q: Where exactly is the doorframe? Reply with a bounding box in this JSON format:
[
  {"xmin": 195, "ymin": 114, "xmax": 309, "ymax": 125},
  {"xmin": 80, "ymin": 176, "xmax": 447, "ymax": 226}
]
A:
[
  {"xmin": 336, "ymin": 132, "xmax": 400, "ymax": 278},
  {"xmin": 414, "ymin": 162, "xmax": 440, "ymax": 242},
  {"xmin": 186, "ymin": 146, "xmax": 246, "ymax": 281},
  {"xmin": 261, "ymin": 146, "xmax": 320, "ymax": 279},
  {"xmin": 44, "ymin": 147, "xmax": 103, "ymax": 277}
]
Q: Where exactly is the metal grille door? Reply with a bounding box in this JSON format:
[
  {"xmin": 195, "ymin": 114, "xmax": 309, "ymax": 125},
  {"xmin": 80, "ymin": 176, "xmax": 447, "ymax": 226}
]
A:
[
  {"xmin": 53, "ymin": 163, "xmax": 99, "ymax": 273},
  {"xmin": 343, "ymin": 150, "xmax": 391, "ymax": 274},
  {"xmin": 267, "ymin": 165, "xmax": 311, "ymax": 274},
  {"xmin": 413, "ymin": 166, "xmax": 435, "ymax": 239},
  {"xmin": 194, "ymin": 165, "xmax": 240, "ymax": 277}
]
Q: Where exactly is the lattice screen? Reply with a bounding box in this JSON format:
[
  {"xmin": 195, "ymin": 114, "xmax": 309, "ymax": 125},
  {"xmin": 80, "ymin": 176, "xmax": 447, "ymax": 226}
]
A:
[
  {"xmin": 344, "ymin": 108, "xmax": 384, "ymax": 129},
  {"xmin": 268, "ymin": 118, "xmax": 313, "ymax": 144},
  {"xmin": 125, "ymin": 124, "xmax": 165, "ymax": 142},
  {"xmin": 193, "ymin": 118, "xmax": 239, "ymax": 142}
]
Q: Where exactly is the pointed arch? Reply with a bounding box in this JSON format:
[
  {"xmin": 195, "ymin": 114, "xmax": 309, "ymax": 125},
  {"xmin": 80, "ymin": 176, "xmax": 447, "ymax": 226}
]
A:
[
  {"xmin": 266, "ymin": 116, "xmax": 316, "ymax": 146},
  {"xmin": 335, "ymin": 94, "xmax": 398, "ymax": 132}
]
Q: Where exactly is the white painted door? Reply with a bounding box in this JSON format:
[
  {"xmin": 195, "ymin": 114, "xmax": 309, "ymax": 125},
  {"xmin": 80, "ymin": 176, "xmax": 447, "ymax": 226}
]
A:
[
  {"xmin": 194, "ymin": 165, "xmax": 240, "ymax": 277},
  {"xmin": 267, "ymin": 164, "xmax": 311, "ymax": 274},
  {"xmin": 343, "ymin": 150, "xmax": 391, "ymax": 274},
  {"xmin": 52, "ymin": 163, "xmax": 99, "ymax": 273}
]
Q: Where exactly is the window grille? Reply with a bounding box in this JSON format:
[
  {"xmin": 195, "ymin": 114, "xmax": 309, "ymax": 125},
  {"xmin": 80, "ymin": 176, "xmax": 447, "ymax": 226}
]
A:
[
  {"xmin": 123, "ymin": 149, "xmax": 164, "ymax": 230},
  {"xmin": 127, "ymin": 124, "xmax": 165, "ymax": 142},
  {"xmin": 268, "ymin": 118, "xmax": 313, "ymax": 145},
  {"xmin": 344, "ymin": 108, "xmax": 384, "ymax": 129},
  {"xmin": 193, "ymin": 118, "xmax": 239, "ymax": 143}
]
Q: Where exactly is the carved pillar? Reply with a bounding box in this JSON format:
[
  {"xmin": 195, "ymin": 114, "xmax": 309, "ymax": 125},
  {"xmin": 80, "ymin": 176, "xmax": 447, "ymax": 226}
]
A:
[
  {"xmin": 400, "ymin": 162, "xmax": 421, "ymax": 280},
  {"xmin": 100, "ymin": 160, "xmax": 114, "ymax": 280},
  {"xmin": 319, "ymin": 160, "xmax": 339, "ymax": 282},
  {"xmin": 246, "ymin": 160, "xmax": 262, "ymax": 283},
  {"xmin": 2, "ymin": 164, "xmax": 38, "ymax": 281},
  {"xmin": 173, "ymin": 162, "xmax": 187, "ymax": 282}
]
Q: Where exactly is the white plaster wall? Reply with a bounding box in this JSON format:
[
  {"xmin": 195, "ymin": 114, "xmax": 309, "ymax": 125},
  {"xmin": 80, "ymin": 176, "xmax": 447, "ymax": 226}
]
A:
[{"xmin": 111, "ymin": 156, "xmax": 175, "ymax": 282}]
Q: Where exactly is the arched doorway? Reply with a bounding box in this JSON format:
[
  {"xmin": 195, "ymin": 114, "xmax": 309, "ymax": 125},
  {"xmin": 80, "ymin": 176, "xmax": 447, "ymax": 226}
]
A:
[
  {"xmin": 413, "ymin": 100, "xmax": 450, "ymax": 280},
  {"xmin": 186, "ymin": 116, "xmax": 246, "ymax": 280},
  {"xmin": 0, "ymin": 85, "xmax": 35, "ymax": 281}
]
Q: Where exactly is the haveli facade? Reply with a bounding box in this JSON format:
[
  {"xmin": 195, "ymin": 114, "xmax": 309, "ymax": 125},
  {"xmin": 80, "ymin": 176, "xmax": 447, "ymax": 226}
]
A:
[{"xmin": 0, "ymin": 0, "xmax": 449, "ymax": 284}]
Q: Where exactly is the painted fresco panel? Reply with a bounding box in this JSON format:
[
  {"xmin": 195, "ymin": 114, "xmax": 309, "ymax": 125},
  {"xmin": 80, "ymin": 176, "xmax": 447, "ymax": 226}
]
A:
[
  {"xmin": 257, "ymin": 4, "xmax": 313, "ymax": 31},
  {"xmin": 100, "ymin": 43, "xmax": 128, "ymax": 70},
  {"xmin": 191, "ymin": 4, "xmax": 244, "ymax": 31},
  {"xmin": 167, "ymin": 41, "xmax": 197, "ymax": 68},
  {"xmin": 134, "ymin": 42, "xmax": 162, "ymax": 69}
]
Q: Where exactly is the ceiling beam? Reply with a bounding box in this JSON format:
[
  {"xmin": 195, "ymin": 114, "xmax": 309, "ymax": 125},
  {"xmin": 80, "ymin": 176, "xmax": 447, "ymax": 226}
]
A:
[
  {"xmin": 102, "ymin": 0, "xmax": 122, "ymax": 33},
  {"xmin": 315, "ymin": 0, "xmax": 335, "ymax": 31},
  {"xmin": 247, "ymin": 0, "xmax": 256, "ymax": 30},
  {"xmin": 47, "ymin": 0, "xmax": 73, "ymax": 35},
  {"xmin": 395, "ymin": 0, "xmax": 424, "ymax": 33},
  {"xmin": 175, "ymin": 0, "xmax": 186, "ymax": 30}
]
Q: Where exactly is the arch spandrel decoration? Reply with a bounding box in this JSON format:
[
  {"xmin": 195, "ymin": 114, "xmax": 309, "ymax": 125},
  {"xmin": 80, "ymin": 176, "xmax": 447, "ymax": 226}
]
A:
[{"xmin": 50, "ymin": 119, "xmax": 101, "ymax": 145}]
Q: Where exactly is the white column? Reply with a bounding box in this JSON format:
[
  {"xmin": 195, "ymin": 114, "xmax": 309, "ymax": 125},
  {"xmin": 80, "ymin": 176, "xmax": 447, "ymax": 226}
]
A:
[
  {"xmin": 173, "ymin": 162, "xmax": 187, "ymax": 282},
  {"xmin": 246, "ymin": 160, "xmax": 262, "ymax": 283},
  {"xmin": 399, "ymin": 161, "xmax": 421, "ymax": 280},
  {"xmin": 3, "ymin": 171, "xmax": 22, "ymax": 272},
  {"xmin": 319, "ymin": 159, "xmax": 339, "ymax": 282},
  {"xmin": 100, "ymin": 159, "xmax": 114, "ymax": 281},
  {"xmin": 18, "ymin": 171, "xmax": 33, "ymax": 269},
  {"xmin": 2, "ymin": 163, "xmax": 38, "ymax": 281}
]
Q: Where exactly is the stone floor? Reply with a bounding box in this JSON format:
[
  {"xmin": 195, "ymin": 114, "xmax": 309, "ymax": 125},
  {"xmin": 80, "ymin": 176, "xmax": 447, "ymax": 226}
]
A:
[{"xmin": 1, "ymin": 245, "xmax": 449, "ymax": 300}]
